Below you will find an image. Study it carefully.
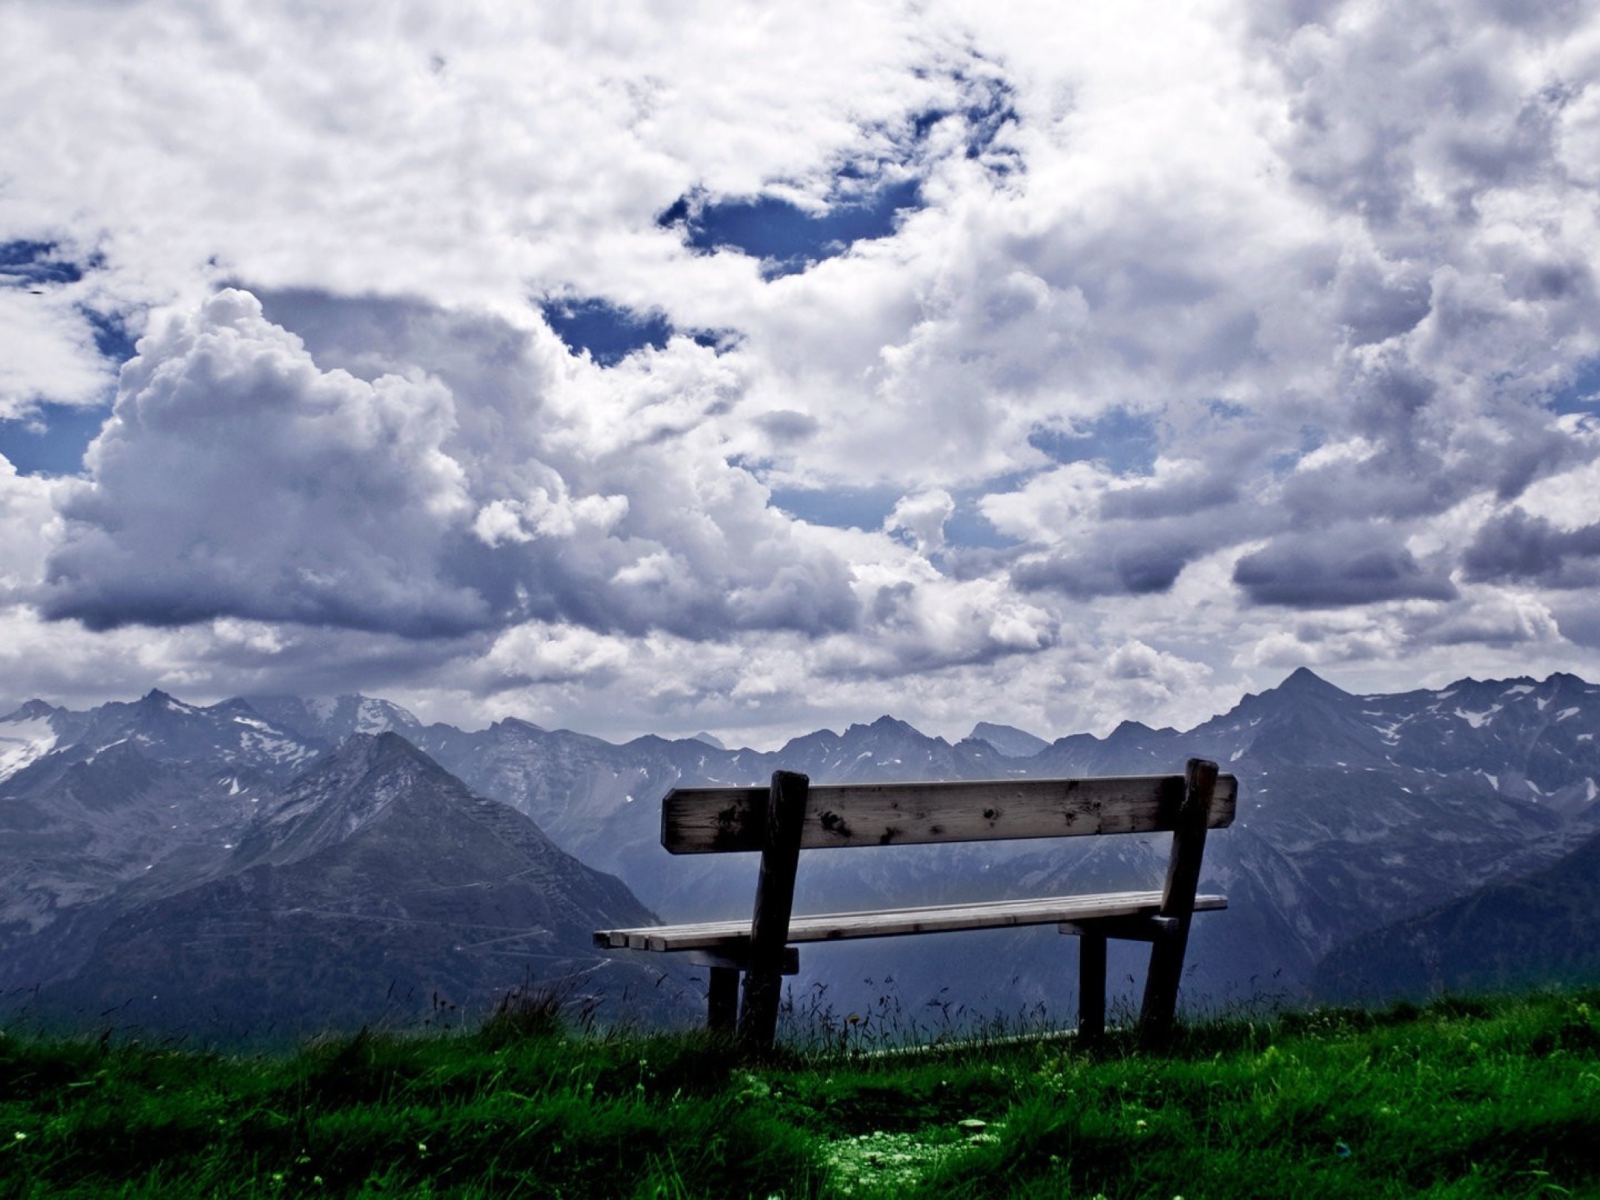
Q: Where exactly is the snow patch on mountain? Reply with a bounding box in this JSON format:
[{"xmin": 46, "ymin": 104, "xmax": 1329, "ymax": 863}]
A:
[
  {"xmin": 0, "ymin": 716, "xmax": 57, "ymax": 782},
  {"xmin": 240, "ymin": 730, "xmax": 318, "ymax": 767},
  {"xmin": 355, "ymin": 698, "xmax": 409, "ymax": 733}
]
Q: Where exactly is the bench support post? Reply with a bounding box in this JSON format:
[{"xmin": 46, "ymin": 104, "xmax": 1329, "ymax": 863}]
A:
[
  {"xmin": 707, "ymin": 966, "xmax": 740, "ymax": 1035},
  {"xmin": 1139, "ymin": 757, "xmax": 1218, "ymax": 1049},
  {"xmin": 736, "ymin": 770, "xmax": 809, "ymax": 1053},
  {"xmin": 1078, "ymin": 932, "xmax": 1107, "ymax": 1043}
]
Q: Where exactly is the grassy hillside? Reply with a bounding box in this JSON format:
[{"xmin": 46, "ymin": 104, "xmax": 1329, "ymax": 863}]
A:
[{"xmin": 3, "ymin": 989, "xmax": 1600, "ymax": 1198}]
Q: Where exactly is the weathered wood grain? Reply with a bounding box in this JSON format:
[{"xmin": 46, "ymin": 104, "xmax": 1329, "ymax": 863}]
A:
[
  {"xmin": 660, "ymin": 773, "xmax": 1238, "ymax": 854},
  {"xmin": 738, "ymin": 771, "xmax": 809, "ymax": 1051},
  {"xmin": 592, "ymin": 890, "xmax": 1228, "ymax": 952},
  {"xmin": 1141, "ymin": 758, "xmax": 1219, "ymax": 1048}
]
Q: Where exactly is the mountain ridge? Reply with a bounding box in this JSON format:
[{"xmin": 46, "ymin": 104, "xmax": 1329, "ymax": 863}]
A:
[{"xmin": 7, "ymin": 667, "xmax": 1600, "ymax": 1026}]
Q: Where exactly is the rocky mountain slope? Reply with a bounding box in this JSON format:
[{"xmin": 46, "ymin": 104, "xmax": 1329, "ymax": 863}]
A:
[
  {"xmin": 37, "ymin": 734, "xmax": 664, "ymax": 1038},
  {"xmin": 0, "ymin": 691, "xmax": 318, "ymax": 992},
  {"xmin": 1312, "ymin": 823, "xmax": 1600, "ymax": 1002},
  {"xmin": 0, "ymin": 703, "xmax": 668, "ymax": 1037}
]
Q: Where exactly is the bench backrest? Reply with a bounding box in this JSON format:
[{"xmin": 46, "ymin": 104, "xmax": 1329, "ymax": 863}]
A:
[{"xmin": 661, "ymin": 771, "xmax": 1238, "ymax": 854}]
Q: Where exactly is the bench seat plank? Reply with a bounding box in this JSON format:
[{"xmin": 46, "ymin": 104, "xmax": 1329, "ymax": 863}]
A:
[
  {"xmin": 662, "ymin": 774, "xmax": 1237, "ymax": 854},
  {"xmin": 595, "ymin": 889, "xmax": 1227, "ymax": 952}
]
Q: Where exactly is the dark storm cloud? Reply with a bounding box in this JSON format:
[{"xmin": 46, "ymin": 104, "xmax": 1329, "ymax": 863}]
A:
[
  {"xmin": 1014, "ymin": 539, "xmax": 1198, "ymax": 599},
  {"xmin": 1100, "ymin": 474, "xmax": 1240, "ymax": 521},
  {"xmin": 754, "ymin": 409, "xmax": 821, "ymax": 445},
  {"xmin": 1549, "ymin": 597, "xmax": 1600, "ymax": 649},
  {"xmin": 1233, "ymin": 526, "xmax": 1457, "ymax": 608},
  {"xmin": 1333, "ymin": 261, "xmax": 1432, "ymax": 347},
  {"xmin": 1463, "ymin": 507, "xmax": 1600, "ymax": 589}
]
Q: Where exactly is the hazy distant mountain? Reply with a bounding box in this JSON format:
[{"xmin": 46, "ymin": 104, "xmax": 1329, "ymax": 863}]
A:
[
  {"xmin": 968, "ymin": 722, "xmax": 1050, "ymax": 758},
  {"xmin": 6, "ymin": 668, "xmax": 1599, "ymax": 1028}
]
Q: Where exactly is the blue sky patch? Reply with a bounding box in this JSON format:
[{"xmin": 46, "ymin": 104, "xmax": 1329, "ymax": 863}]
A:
[
  {"xmin": 689, "ymin": 327, "xmax": 742, "ymax": 353},
  {"xmin": 541, "ymin": 297, "xmax": 673, "ymax": 367},
  {"xmin": 0, "ymin": 403, "xmax": 107, "ymax": 476},
  {"xmin": 657, "ymin": 68, "xmax": 1017, "ymax": 279},
  {"xmin": 769, "ymin": 484, "xmax": 902, "ymax": 531},
  {"xmin": 952, "ymin": 72, "xmax": 1022, "ymax": 171},
  {"xmin": 1206, "ymin": 398, "xmax": 1251, "ymax": 422},
  {"xmin": 769, "ymin": 481, "xmax": 1020, "ymax": 551},
  {"xmin": 904, "ymin": 72, "xmax": 1022, "ymax": 177},
  {"xmin": 1550, "ymin": 358, "xmax": 1600, "ymax": 414},
  {"xmin": 0, "ymin": 244, "xmax": 130, "ymax": 475},
  {"xmin": 1266, "ymin": 425, "xmax": 1327, "ymax": 477},
  {"xmin": 663, "ymin": 177, "xmax": 923, "ymax": 279},
  {"xmin": 84, "ymin": 308, "xmax": 138, "ymax": 364},
  {"xmin": 0, "ymin": 240, "xmax": 85, "ymax": 288},
  {"xmin": 1, "ymin": 241, "xmax": 136, "ymax": 364},
  {"xmin": 1028, "ymin": 409, "xmax": 1161, "ymax": 476},
  {"xmin": 944, "ymin": 491, "xmax": 1022, "ymax": 550}
]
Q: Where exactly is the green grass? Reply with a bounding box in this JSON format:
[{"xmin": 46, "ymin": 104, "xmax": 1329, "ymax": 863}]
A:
[{"xmin": 3, "ymin": 990, "xmax": 1600, "ymax": 1198}]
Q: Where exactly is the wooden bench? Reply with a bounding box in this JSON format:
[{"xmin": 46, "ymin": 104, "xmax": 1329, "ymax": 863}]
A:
[{"xmin": 594, "ymin": 758, "xmax": 1235, "ymax": 1051}]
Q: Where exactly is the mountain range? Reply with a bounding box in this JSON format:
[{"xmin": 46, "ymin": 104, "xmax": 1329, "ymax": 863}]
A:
[
  {"xmin": 0, "ymin": 694, "xmax": 668, "ymax": 1038},
  {"xmin": 4, "ymin": 667, "xmax": 1599, "ymax": 1036}
]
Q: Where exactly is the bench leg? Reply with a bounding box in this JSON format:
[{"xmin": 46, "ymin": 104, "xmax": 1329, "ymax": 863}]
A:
[
  {"xmin": 1140, "ymin": 758, "xmax": 1216, "ymax": 1050},
  {"xmin": 736, "ymin": 771, "xmax": 809, "ymax": 1055},
  {"xmin": 738, "ymin": 967, "xmax": 784, "ymax": 1051},
  {"xmin": 707, "ymin": 966, "xmax": 740, "ymax": 1035},
  {"xmin": 1138, "ymin": 916, "xmax": 1190, "ymax": 1049},
  {"xmin": 1078, "ymin": 932, "xmax": 1107, "ymax": 1044}
]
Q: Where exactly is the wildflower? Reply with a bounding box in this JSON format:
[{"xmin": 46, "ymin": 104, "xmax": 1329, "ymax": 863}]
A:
[{"xmin": 13, "ymin": 1132, "xmax": 25, "ymax": 1141}]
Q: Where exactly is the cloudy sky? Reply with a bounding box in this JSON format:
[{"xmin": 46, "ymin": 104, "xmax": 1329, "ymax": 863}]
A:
[{"xmin": 4, "ymin": 0, "xmax": 1600, "ymax": 747}]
